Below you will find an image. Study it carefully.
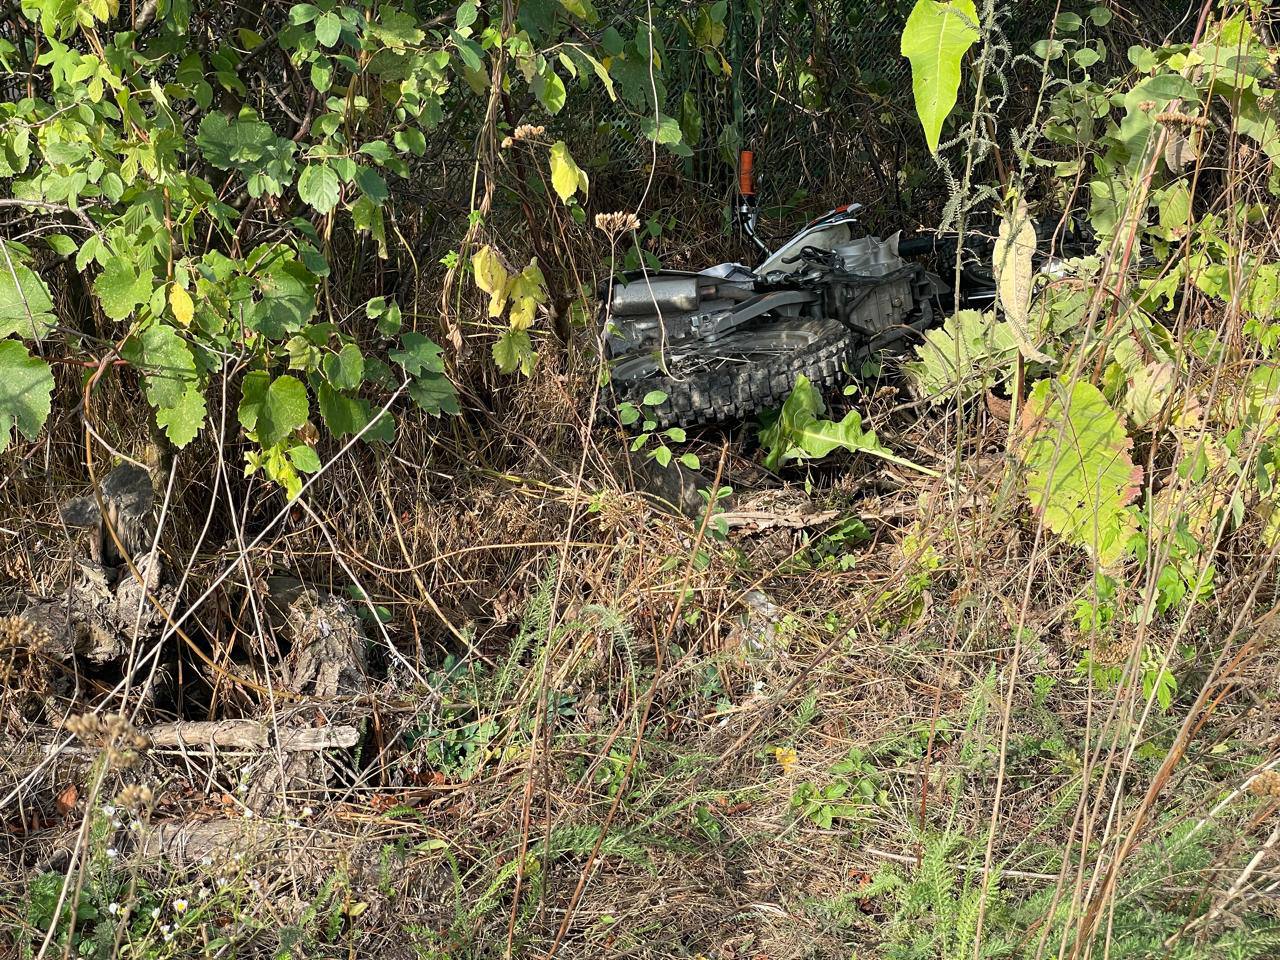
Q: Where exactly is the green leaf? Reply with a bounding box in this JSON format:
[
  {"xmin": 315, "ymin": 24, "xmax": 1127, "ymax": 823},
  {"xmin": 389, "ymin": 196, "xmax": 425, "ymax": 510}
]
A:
[
  {"xmin": 315, "ymin": 11, "xmax": 342, "ymax": 46},
  {"xmin": 1074, "ymin": 47, "xmax": 1101, "ymax": 68},
  {"xmin": 289, "ymin": 443, "xmax": 322, "ymax": 473},
  {"xmin": 121, "ymin": 323, "xmax": 207, "ymax": 446},
  {"xmin": 393, "ymin": 128, "xmax": 427, "ymax": 155},
  {"xmin": 493, "ymin": 328, "xmax": 536, "ymax": 376},
  {"xmin": 408, "ymin": 372, "xmax": 460, "ymax": 416},
  {"xmin": 155, "ymin": 383, "xmax": 208, "ymax": 447},
  {"xmin": 238, "ymin": 372, "xmax": 309, "ymax": 447},
  {"xmin": 548, "ymin": 141, "xmax": 588, "ymax": 203},
  {"xmin": 0, "ymin": 253, "xmax": 57, "ymax": 339},
  {"xmin": 196, "ymin": 110, "xmax": 297, "ymax": 197},
  {"xmin": 1020, "ymin": 378, "xmax": 1143, "ymax": 567},
  {"xmin": 642, "ymin": 389, "xmax": 668, "ymax": 406},
  {"xmin": 44, "ymin": 234, "xmax": 78, "ymax": 257},
  {"xmin": 298, "ymin": 163, "xmax": 341, "ymax": 214},
  {"xmin": 906, "ymin": 309, "xmax": 1020, "ymax": 402},
  {"xmin": 0, "ymin": 339, "xmax": 54, "ymax": 451},
  {"xmin": 94, "ymin": 257, "xmax": 152, "ymax": 321},
  {"xmin": 289, "ymin": 3, "xmax": 320, "ymax": 24},
  {"xmin": 390, "ymin": 332, "xmax": 445, "ymax": 377},
  {"xmin": 317, "ymin": 382, "xmax": 371, "ymax": 437},
  {"xmin": 900, "ymin": 0, "xmax": 980, "ymax": 152},
  {"xmin": 354, "ymin": 165, "xmax": 389, "ymax": 203},
  {"xmin": 532, "ymin": 64, "xmax": 567, "ymax": 114},
  {"xmin": 323, "ymin": 342, "xmax": 364, "ymax": 391},
  {"xmin": 760, "ymin": 375, "xmax": 891, "ymax": 473}
]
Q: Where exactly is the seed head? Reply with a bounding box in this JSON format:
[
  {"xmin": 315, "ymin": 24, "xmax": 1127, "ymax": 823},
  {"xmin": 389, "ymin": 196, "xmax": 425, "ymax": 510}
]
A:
[{"xmin": 595, "ymin": 212, "xmax": 640, "ymax": 237}]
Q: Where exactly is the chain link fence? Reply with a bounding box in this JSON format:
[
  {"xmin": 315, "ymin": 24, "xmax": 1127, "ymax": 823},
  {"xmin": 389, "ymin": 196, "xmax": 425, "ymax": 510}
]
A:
[{"xmin": 558, "ymin": 0, "xmax": 1195, "ymax": 253}]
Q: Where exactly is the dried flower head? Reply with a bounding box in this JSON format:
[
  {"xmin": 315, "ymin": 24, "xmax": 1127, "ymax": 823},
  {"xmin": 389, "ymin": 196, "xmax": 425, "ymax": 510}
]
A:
[
  {"xmin": 1248, "ymin": 769, "xmax": 1280, "ymax": 799},
  {"xmin": 65, "ymin": 712, "xmax": 151, "ymax": 769},
  {"xmin": 595, "ymin": 211, "xmax": 640, "ymax": 237},
  {"xmin": 116, "ymin": 783, "xmax": 155, "ymax": 812},
  {"xmin": 0, "ymin": 616, "xmax": 51, "ymax": 704},
  {"xmin": 1154, "ymin": 111, "xmax": 1210, "ymax": 129},
  {"xmin": 513, "ymin": 123, "xmax": 545, "ymax": 141}
]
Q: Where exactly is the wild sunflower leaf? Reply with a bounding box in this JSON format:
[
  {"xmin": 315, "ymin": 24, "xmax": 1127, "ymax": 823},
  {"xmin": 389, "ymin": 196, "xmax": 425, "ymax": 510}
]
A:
[{"xmin": 1020, "ymin": 378, "xmax": 1143, "ymax": 567}]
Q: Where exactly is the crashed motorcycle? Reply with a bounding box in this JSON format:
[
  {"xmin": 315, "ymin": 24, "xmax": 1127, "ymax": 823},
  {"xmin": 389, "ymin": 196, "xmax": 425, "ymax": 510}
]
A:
[{"xmin": 601, "ymin": 151, "xmax": 1074, "ymax": 427}]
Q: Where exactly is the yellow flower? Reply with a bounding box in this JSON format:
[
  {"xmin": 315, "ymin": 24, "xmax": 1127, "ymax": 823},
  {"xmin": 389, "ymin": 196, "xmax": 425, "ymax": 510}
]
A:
[{"xmin": 774, "ymin": 746, "xmax": 799, "ymax": 775}]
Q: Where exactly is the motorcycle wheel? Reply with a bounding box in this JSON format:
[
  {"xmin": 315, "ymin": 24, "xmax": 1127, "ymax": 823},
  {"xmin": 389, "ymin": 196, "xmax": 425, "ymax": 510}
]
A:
[{"xmin": 604, "ymin": 316, "xmax": 863, "ymax": 428}]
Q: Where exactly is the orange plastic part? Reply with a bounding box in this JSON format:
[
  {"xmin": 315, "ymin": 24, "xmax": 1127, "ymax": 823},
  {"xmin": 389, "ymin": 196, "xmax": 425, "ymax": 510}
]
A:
[{"xmin": 738, "ymin": 150, "xmax": 755, "ymax": 197}]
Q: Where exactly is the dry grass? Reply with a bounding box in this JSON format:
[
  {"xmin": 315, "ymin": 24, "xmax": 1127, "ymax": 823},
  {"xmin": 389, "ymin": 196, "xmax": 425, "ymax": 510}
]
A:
[{"xmin": 3, "ymin": 338, "xmax": 1279, "ymax": 958}]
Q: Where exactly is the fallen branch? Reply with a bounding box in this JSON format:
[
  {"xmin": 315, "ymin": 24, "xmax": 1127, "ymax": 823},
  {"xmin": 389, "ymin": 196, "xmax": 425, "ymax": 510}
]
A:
[{"xmin": 38, "ymin": 719, "xmax": 360, "ymax": 758}]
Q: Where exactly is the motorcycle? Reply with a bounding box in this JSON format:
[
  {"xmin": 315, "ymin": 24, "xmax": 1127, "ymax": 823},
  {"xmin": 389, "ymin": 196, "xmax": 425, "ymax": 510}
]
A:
[{"xmin": 601, "ymin": 150, "xmax": 1082, "ymax": 427}]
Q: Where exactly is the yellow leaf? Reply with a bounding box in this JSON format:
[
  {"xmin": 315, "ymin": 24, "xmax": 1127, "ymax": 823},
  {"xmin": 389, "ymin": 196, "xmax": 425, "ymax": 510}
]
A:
[
  {"xmin": 471, "ymin": 245, "xmax": 510, "ymax": 318},
  {"xmin": 993, "ymin": 193, "xmax": 1050, "ymax": 362},
  {"xmin": 506, "ymin": 261, "xmax": 546, "ymax": 330},
  {"xmin": 549, "ymin": 141, "xmax": 588, "ymax": 204},
  {"xmin": 774, "ymin": 746, "xmax": 798, "ymax": 775},
  {"xmin": 508, "ymin": 297, "xmax": 536, "ymax": 330},
  {"xmin": 169, "ymin": 282, "xmax": 195, "ymax": 327}
]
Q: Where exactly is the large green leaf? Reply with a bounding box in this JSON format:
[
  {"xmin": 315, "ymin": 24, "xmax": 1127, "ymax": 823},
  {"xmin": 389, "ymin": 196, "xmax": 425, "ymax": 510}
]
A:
[
  {"xmin": 900, "ymin": 0, "xmax": 980, "ymax": 153},
  {"xmin": 1020, "ymin": 378, "xmax": 1143, "ymax": 566},
  {"xmin": 238, "ymin": 372, "xmax": 309, "ymax": 447},
  {"xmin": 906, "ymin": 309, "xmax": 1020, "ymax": 402},
  {"xmin": 298, "ymin": 162, "xmax": 341, "ymax": 214},
  {"xmin": 121, "ymin": 323, "xmax": 207, "ymax": 447},
  {"xmin": 196, "ymin": 109, "xmax": 297, "ymax": 197},
  {"xmin": 0, "ymin": 253, "xmax": 57, "ymax": 340},
  {"xmin": 760, "ymin": 375, "xmax": 936, "ymax": 476},
  {"xmin": 0, "ymin": 339, "xmax": 54, "ymax": 451},
  {"xmin": 94, "ymin": 257, "xmax": 153, "ymax": 321}
]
